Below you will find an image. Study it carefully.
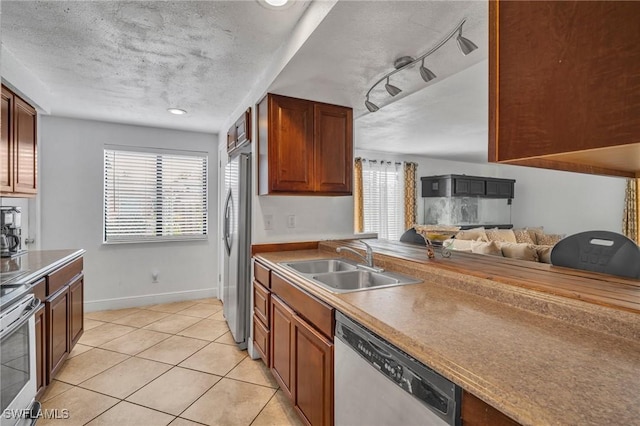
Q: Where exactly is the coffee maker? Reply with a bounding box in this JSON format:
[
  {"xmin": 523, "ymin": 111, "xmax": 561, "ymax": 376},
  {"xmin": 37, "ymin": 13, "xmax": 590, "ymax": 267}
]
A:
[{"xmin": 1, "ymin": 206, "xmax": 24, "ymax": 257}]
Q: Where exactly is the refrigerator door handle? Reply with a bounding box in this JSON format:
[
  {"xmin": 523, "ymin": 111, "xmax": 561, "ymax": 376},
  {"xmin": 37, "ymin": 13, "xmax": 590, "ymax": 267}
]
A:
[{"xmin": 223, "ymin": 189, "xmax": 232, "ymax": 255}]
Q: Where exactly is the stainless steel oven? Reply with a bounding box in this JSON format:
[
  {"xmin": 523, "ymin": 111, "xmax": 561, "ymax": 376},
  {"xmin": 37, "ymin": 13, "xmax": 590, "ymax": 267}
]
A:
[{"xmin": 1, "ymin": 294, "xmax": 41, "ymax": 426}]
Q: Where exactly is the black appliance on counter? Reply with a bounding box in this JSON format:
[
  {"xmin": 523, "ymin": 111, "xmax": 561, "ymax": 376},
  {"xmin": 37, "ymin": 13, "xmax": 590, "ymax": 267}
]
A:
[{"xmin": 1, "ymin": 207, "xmax": 25, "ymax": 258}]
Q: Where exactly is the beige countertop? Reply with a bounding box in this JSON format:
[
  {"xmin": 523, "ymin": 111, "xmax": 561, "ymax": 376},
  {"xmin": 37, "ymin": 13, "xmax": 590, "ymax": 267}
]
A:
[{"xmin": 255, "ymin": 245, "xmax": 640, "ymax": 426}]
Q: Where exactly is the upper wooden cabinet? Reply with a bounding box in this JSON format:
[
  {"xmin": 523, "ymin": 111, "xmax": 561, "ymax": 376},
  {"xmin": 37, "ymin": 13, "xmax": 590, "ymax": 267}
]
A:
[
  {"xmin": 227, "ymin": 108, "xmax": 251, "ymax": 155},
  {"xmin": 1, "ymin": 85, "xmax": 37, "ymax": 196},
  {"xmin": 257, "ymin": 93, "xmax": 353, "ymax": 195},
  {"xmin": 489, "ymin": 1, "xmax": 640, "ymax": 178}
]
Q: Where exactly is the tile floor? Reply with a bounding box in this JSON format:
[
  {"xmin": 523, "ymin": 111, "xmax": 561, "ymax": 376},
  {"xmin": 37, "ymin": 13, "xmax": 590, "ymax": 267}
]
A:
[{"xmin": 39, "ymin": 298, "xmax": 302, "ymax": 426}]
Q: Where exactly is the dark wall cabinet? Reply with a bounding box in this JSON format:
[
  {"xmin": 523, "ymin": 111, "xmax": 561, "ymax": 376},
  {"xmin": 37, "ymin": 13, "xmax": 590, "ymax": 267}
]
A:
[
  {"xmin": 257, "ymin": 93, "xmax": 352, "ymax": 196},
  {"xmin": 227, "ymin": 108, "xmax": 251, "ymax": 155},
  {"xmin": 1, "ymin": 85, "xmax": 37, "ymax": 196},
  {"xmin": 252, "ymin": 259, "xmax": 334, "ymax": 426},
  {"xmin": 421, "ymin": 175, "xmax": 515, "ymax": 198},
  {"xmin": 489, "ymin": 0, "xmax": 640, "ymax": 178}
]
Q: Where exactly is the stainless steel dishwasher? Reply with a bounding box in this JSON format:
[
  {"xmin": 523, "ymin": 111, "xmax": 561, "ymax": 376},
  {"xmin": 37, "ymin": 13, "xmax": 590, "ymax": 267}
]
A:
[{"xmin": 335, "ymin": 312, "xmax": 460, "ymax": 426}]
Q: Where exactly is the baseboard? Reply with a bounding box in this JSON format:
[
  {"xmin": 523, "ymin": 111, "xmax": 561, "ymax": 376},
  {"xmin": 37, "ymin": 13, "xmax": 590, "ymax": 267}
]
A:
[{"xmin": 84, "ymin": 288, "xmax": 218, "ymax": 312}]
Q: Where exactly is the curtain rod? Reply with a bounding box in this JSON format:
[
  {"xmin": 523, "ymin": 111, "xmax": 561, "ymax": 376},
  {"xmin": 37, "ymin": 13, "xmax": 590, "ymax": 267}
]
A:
[{"xmin": 356, "ymin": 157, "xmax": 418, "ymax": 167}]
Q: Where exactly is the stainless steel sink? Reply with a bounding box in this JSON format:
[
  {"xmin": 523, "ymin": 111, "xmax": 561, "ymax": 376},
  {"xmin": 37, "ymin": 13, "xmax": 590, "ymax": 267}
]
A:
[
  {"xmin": 282, "ymin": 259, "xmax": 358, "ymax": 274},
  {"xmin": 279, "ymin": 259, "xmax": 422, "ymax": 293}
]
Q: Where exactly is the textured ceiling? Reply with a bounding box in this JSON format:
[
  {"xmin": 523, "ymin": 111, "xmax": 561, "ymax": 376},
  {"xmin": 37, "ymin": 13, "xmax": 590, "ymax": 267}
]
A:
[{"xmin": 1, "ymin": 0, "xmax": 310, "ymax": 133}]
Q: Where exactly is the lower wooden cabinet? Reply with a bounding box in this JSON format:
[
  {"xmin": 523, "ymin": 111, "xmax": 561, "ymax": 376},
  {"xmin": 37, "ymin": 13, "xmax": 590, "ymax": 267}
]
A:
[
  {"xmin": 270, "ymin": 295, "xmax": 295, "ymax": 400},
  {"xmin": 461, "ymin": 390, "xmax": 520, "ymax": 426},
  {"xmin": 34, "ymin": 304, "xmax": 47, "ymax": 398},
  {"xmin": 69, "ymin": 276, "xmax": 84, "ymax": 347},
  {"xmin": 252, "ymin": 313, "xmax": 270, "ymax": 364},
  {"xmin": 47, "ymin": 287, "xmax": 70, "ymax": 380}
]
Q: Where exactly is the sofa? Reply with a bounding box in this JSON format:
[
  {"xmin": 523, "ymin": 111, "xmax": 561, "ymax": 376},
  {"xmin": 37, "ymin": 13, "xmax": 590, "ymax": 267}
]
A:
[{"xmin": 441, "ymin": 227, "xmax": 563, "ymax": 264}]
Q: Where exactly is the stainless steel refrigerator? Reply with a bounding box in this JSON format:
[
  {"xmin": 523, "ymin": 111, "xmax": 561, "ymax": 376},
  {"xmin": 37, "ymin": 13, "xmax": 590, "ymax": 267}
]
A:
[{"xmin": 222, "ymin": 148, "xmax": 251, "ymax": 349}]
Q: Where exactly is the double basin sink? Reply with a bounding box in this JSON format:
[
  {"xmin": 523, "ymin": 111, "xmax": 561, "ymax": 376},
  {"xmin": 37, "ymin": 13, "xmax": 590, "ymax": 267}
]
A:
[{"xmin": 280, "ymin": 259, "xmax": 421, "ymax": 294}]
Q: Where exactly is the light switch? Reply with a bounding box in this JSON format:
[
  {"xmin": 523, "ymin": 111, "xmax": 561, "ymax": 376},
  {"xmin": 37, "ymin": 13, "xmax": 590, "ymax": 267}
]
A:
[
  {"xmin": 287, "ymin": 215, "xmax": 296, "ymax": 228},
  {"xmin": 264, "ymin": 214, "xmax": 274, "ymax": 230}
]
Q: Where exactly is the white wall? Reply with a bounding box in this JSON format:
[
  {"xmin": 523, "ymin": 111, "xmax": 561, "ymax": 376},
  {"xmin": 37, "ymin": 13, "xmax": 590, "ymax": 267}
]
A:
[
  {"xmin": 357, "ymin": 149, "xmax": 627, "ymax": 236},
  {"xmin": 40, "ymin": 116, "xmax": 218, "ymax": 311}
]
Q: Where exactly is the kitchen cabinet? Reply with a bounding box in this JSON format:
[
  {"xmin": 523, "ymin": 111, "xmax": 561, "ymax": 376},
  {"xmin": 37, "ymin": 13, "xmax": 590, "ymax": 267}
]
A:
[
  {"xmin": 489, "ymin": 0, "xmax": 640, "ymax": 178},
  {"xmin": 252, "ymin": 259, "xmax": 334, "ymax": 426},
  {"xmin": 227, "ymin": 108, "xmax": 251, "ymax": 155},
  {"xmin": 69, "ymin": 276, "xmax": 84, "ymax": 347},
  {"xmin": 461, "ymin": 390, "xmax": 520, "ymax": 426},
  {"xmin": 47, "ymin": 286, "xmax": 70, "ymax": 379},
  {"xmin": 257, "ymin": 93, "xmax": 352, "ymax": 196},
  {"xmin": 1, "ymin": 85, "xmax": 37, "ymax": 196},
  {"xmin": 421, "ymin": 175, "xmax": 515, "ymax": 199},
  {"xmin": 34, "ymin": 303, "xmax": 47, "ymax": 398}
]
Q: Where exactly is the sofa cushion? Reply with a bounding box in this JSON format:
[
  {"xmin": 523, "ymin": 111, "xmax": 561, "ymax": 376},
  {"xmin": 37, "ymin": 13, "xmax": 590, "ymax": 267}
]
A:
[
  {"xmin": 485, "ymin": 228, "xmax": 517, "ymax": 243},
  {"xmin": 534, "ymin": 232, "xmax": 564, "ymax": 246},
  {"xmin": 455, "ymin": 227, "xmax": 488, "ymax": 242},
  {"xmin": 513, "ymin": 228, "xmax": 536, "ymax": 244},
  {"xmin": 535, "ymin": 245, "xmax": 554, "ymax": 264},
  {"xmin": 525, "ymin": 227, "xmax": 544, "ymax": 244},
  {"xmin": 501, "ymin": 243, "xmax": 539, "ymax": 262},
  {"xmin": 442, "ymin": 239, "xmax": 473, "ymax": 252},
  {"xmin": 471, "ymin": 241, "xmax": 503, "ymax": 256}
]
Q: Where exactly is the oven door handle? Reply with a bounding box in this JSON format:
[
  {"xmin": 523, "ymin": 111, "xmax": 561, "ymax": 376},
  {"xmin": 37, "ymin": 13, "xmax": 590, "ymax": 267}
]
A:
[{"xmin": 0, "ymin": 298, "xmax": 41, "ymax": 340}]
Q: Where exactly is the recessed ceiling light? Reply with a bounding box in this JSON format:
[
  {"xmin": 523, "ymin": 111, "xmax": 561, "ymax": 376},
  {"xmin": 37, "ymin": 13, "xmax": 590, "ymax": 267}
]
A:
[
  {"xmin": 167, "ymin": 108, "xmax": 187, "ymax": 115},
  {"xmin": 256, "ymin": 0, "xmax": 292, "ymax": 10},
  {"xmin": 265, "ymin": 0, "xmax": 288, "ymax": 6}
]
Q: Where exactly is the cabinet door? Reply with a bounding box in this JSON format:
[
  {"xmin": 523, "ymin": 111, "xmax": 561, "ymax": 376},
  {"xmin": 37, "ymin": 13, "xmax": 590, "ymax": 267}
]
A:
[
  {"xmin": 253, "ymin": 314, "xmax": 270, "ymax": 367},
  {"xmin": 1, "ymin": 87, "xmax": 13, "ymax": 193},
  {"xmin": 69, "ymin": 276, "xmax": 84, "ymax": 347},
  {"xmin": 268, "ymin": 95, "xmax": 314, "ymax": 193},
  {"xmin": 13, "ymin": 96, "xmax": 37, "ymax": 194},
  {"xmin": 47, "ymin": 287, "xmax": 70, "ymax": 379},
  {"xmin": 313, "ymin": 103, "xmax": 352, "ymax": 194},
  {"xmin": 34, "ymin": 304, "xmax": 47, "ymax": 397},
  {"xmin": 270, "ymin": 295, "xmax": 295, "ymax": 400},
  {"xmin": 293, "ymin": 314, "xmax": 333, "ymax": 426}
]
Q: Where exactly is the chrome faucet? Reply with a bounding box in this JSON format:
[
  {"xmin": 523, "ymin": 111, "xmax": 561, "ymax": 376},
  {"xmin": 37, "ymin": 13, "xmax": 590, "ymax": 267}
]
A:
[{"xmin": 336, "ymin": 240, "xmax": 383, "ymax": 272}]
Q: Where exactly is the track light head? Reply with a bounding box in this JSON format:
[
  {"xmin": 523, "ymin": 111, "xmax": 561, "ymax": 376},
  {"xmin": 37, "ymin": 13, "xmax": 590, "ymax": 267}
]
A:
[
  {"xmin": 456, "ymin": 29, "xmax": 478, "ymax": 56},
  {"xmin": 385, "ymin": 77, "xmax": 402, "ymax": 97},
  {"xmin": 364, "ymin": 98, "xmax": 379, "ymax": 113},
  {"xmin": 419, "ymin": 60, "xmax": 437, "ymax": 82}
]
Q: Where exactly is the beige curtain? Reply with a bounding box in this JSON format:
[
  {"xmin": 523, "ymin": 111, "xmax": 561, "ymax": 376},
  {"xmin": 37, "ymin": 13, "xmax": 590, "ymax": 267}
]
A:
[
  {"xmin": 354, "ymin": 158, "xmax": 364, "ymax": 233},
  {"xmin": 403, "ymin": 162, "xmax": 417, "ymax": 230},
  {"xmin": 622, "ymin": 178, "xmax": 639, "ymax": 244}
]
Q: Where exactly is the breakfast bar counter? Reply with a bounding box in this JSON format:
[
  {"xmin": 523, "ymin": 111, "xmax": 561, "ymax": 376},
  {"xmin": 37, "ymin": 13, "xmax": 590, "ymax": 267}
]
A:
[{"xmin": 254, "ymin": 241, "xmax": 640, "ymax": 426}]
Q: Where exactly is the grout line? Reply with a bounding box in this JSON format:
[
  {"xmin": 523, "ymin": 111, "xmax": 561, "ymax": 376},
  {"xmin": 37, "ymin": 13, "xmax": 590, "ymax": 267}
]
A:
[{"xmin": 249, "ymin": 390, "xmax": 279, "ymax": 426}]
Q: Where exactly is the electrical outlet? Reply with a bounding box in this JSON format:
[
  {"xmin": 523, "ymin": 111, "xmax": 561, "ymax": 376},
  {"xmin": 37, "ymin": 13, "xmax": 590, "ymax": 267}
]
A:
[
  {"xmin": 152, "ymin": 270, "xmax": 159, "ymax": 283},
  {"xmin": 264, "ymin": 214, "xmax": 274, "ymax": 230},
  {"xmin": 287, "ymin": 215, "xmax": 296, "ymax": 228}
]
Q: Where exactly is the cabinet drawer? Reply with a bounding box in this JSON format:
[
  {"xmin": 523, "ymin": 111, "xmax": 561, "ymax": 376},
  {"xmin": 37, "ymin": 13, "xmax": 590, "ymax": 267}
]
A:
[
  {"xmin": 253, "ymin": 314, "xmax": 270, "ymax": 366},
  {"xmin": 47, "ymin": 257, "xmax": 83, "ymax": 296},
  {"xmin": 31, "ymin": 277, "xmax": 46, "ymax": 302},
  {"xmin": 254, "ymin": 261, "xmax": 271, "ymax": 288},
  {"xmin": 271, "ymin": 272, "xmax": 333, "ymax": 339},
  {"xmin": 253, "ymin": 281, "xmax": 270, "ymax": 326}
]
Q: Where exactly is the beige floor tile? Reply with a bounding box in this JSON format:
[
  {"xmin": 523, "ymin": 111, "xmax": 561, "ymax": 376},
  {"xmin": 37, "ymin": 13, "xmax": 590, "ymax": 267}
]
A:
[
  {"xmin": 137, "ymin": 335, "xmax": 208, "ymax": 365},
  {"xmin": 215, "ymin": 331, "xmax": 236, "ymax": 346},
  {"xmin": 181, "ymin": 378, "xmax": 276, "ymax": 426},
  {"xmin": 177, "ymin": 319, "xmax": 229, "ymax": 341},
  {"xmin": 85, "ymin": 307, "xmax": 141, "ymax": 323},
  {"xmin": 78, "ymin": 322, "xmax": 136, "ymax": 347},
  {"xmin": 226, "ymin": 357, "xmax": 278, "ymax": 388},
  {"xmin": 39, "ymin": 380, "xmax": 74, "ymax": 403},
  {"xmin": 38, "ymin": 387, "xmax": 118, "ymax": 426},
  {"xmin": 80, "ymin": 356, "xmax": 172, "ymax": 399},
  {"xmin": 208, "ymin": 310, "xmax": 225, "ymax": 321},
  {"xmin": 68, "ymin": 343, "xmax": 92, "ymax": 359},
  {"xmin": 169, "ymin": 418, "xmax": 205, "ymax": 426},
  {"xmin": 86, "ymin": 401, "xmax": 175, "ymax": 426},
  {"xmin": 126, "ymin": 367, "xmax": 220, "ymax": 416},
  {"xmin": 179, "ymin": 342, "xmax": 246, "ymax": 376},
  {"xmin": 193, "ymin": 298, "xmax": 223, "ymax": 306},
  {"xmin": 251, "ymin": 390, "xmax": 303, "ymax": 426},
  {"xmin": 176, "ymin": 304, "xmax": 222, "ymax": 318},
  {"xmin": 111, "ymin": 310, "xmax": 171, "ymax": 327},
  {"xmin": 144, "ymin": 300, "xmax": 200, "ymax": 314},
  {"xmin": 55, "ymin": 348, "xmax": 129, "ymax": 385},
  {"xmin": 84, "ymin": 319, "xmax": 107, "ymax": 330},
  {"xmin": 100, "ymin": 328, "xmax": 172, "ymax": 355},
  {"xmin": 143, "ymin": 314, "xmax": 201, "ymax": 334}
]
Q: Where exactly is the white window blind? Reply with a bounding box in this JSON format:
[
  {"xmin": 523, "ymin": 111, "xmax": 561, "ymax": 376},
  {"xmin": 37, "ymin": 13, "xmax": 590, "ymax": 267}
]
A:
[
  {"xmin": 104, "ymin": 147, "xmax": 208, "ymax": 243},
  {"xmin": 362, "ymin": 160, "xmax": 404, "ymax": 240}
]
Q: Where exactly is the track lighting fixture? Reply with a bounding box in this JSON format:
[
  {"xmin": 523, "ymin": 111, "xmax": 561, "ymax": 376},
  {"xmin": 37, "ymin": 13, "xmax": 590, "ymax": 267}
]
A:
[{"xmin": 364, "ymin": 18, "xmax": 477, "ymax": 113}]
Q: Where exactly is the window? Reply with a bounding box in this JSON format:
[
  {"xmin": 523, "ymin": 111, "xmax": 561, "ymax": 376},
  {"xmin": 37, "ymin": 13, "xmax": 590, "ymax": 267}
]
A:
[
  {"xmin": 361, "ymin": 160, "xmax": 404, "ymax": 240},
  {"xmin": 104, "ymin": 147, "xmax": 208, "ymax": 243}
]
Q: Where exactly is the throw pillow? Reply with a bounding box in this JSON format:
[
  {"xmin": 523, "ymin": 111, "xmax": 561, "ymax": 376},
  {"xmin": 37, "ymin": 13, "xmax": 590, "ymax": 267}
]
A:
[
  {"xmin": 535, "ymin": 245, "xmax": 553, "ymax": 264},
  {"xmin": 513, "ymin": 229, "xmax": 536, "ymax": 244},
  {"xmin": 535, "ymin": 233, "xmax": 564, "ymax": 246},
  {"xmin": 455, "ymin": 227, "xmax": 488, "ymax": 242},
  {"xmin": 485, "ymin": 228, "xmax": 517, "ymax": 243},
  {"xmin": 471, "ymin": 241, "xmax": 503, "ymax": 256},
  {"xmin": 500, "ymin": 243, "xmax": 539, "ymax": 262},
  {"xmin": 525, "ymin": 227, "xmax": 544, "ymax": 244}
]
